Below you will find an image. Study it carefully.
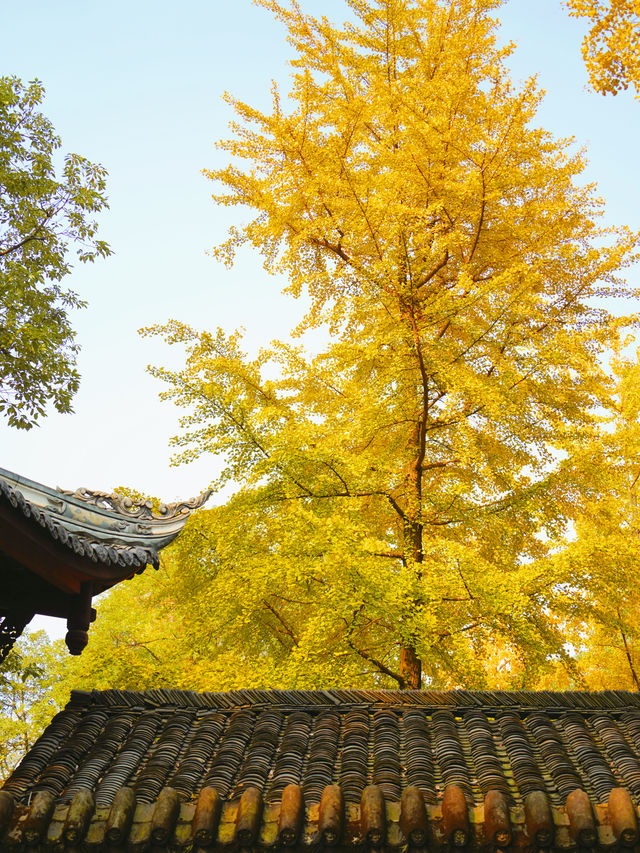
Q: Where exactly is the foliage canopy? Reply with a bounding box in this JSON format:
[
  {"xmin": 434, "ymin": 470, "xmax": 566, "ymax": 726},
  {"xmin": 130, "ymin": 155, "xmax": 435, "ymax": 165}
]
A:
[
  {"xmin": 567, "ymin": 0, "xmax": 640, "ymax": 97},
  {"xmin": 49, "ymin": 0, "xmax": 638, "ymax": 697},
  {"xmin": 0, "ymin": 632, "xmax": 65, "ymax": 780},
  {"xmin": 137, "ymin": 0, "xmax": 640, "ymax": 690},
  {"xmin": 0, "ymin": 76, "xmax": 111, "ymax": 429}
]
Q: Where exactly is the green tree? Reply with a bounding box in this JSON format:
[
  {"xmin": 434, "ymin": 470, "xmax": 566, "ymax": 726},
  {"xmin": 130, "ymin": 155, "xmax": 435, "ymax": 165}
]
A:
[{"xmin": 0, "ymin": 76, "xmax": 111, "ymax": 429}]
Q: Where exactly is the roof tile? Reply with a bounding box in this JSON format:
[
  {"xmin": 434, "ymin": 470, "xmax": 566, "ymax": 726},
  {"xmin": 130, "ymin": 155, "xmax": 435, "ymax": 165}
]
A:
[{"xmin": 5, "ymin": 688, "xmax": 640, "ymax": 849}]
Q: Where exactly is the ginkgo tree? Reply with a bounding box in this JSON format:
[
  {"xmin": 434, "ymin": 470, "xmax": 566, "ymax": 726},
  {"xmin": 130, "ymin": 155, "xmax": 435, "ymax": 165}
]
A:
[
  {"xmin": 567, "ymin": 0, "xmax": 640, "ymax": 97},
  {"xmin": 140, "ymin": 0, "xmax": 639, "ymax": 690},
  {"xmin": 536, "ymin": 357, "xmax": 640, "ymax": 691}
]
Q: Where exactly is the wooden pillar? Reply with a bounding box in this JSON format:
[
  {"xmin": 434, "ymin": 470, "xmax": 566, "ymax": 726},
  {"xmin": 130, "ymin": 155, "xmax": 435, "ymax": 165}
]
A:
[{"xmin": 65, "ymin": 582, "xmax": 93, "ymax": 655}]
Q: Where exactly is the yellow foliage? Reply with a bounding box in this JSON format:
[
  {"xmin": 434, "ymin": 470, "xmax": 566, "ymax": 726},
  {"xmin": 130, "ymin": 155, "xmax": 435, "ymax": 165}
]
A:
[
  {"xmin": 129, "ymin": 0, "xmax": 640, "ymax": 690},
  {"xmin": 567, "ymin": 0, "xmax": 640, "ymax": 96}
]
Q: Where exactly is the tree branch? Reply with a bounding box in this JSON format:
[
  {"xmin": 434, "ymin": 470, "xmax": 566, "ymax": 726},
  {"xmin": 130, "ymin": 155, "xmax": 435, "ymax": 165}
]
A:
[
  {"xmin": 263, "ymin": 599, "xmax": 300, "ymax": 647},
  {"xmin": 346, "ymin": 637, "xmax": 406, "ymax": 688}
]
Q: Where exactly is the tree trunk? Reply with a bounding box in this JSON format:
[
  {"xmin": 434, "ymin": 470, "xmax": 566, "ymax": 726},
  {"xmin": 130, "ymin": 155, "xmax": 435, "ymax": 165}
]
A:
[
  {"xmin": 617, "ymin": 607, "xmax": 640, "ymax": 690},
  {"xmin": 400, "ymin": 644, "xmax": 422, "ymax": 689}
]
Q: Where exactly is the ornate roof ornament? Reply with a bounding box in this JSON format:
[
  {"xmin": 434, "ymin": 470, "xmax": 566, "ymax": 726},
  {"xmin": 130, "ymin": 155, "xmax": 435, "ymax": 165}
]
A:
[
  {"xmin": 59, "ymin": 485, "xmax": 211, "ymax": 521},
  {"xmin": 0, "ymin": 466, "xmax": 211, "ymax": 661}
]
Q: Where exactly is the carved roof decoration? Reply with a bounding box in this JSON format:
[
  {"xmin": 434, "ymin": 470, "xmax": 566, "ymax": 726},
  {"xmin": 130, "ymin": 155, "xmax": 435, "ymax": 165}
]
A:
[
  {"xmin": 0, "ymin": 468, "xmax": 211, "ymax": 570},
  {"xmin": 59, "ymin": 485, "xmax": 212, "ymax": 523},
  {"xmin": 0, "ymin": 466, "xmax": 211, "ymax": 660},
  {"xmin": 3, "ymin": 688, "xmax": 640, "ymax": 851}
]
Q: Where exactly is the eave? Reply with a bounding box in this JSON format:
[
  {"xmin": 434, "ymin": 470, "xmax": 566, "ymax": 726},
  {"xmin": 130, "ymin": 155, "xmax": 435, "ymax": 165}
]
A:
[{"xmin": 0, "ymin": 467, "xmax": 210, "ymax": 659}]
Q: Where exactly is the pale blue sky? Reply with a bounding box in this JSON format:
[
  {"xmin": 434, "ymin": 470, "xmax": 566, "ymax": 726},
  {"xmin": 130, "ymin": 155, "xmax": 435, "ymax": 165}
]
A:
[{"xmin": 1, "ymin": 0, "xmax": 639, "ymax": 507}]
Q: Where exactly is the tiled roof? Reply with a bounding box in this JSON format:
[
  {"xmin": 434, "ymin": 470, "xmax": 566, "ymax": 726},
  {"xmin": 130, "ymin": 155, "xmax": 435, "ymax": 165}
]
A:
[
  {"xmin": 3, "ymin": 688, "xmax": 640, "ymax": 850},
  {"xmin": 0, "ymin": 477, "xmax": 156, "ymax": 571}
]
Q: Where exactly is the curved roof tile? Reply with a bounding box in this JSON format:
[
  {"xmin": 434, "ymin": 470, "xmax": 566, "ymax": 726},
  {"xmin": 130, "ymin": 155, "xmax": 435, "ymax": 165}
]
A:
[{"xmin": 2, "ymin": 688, "xmax": 640, "ymax": 850}]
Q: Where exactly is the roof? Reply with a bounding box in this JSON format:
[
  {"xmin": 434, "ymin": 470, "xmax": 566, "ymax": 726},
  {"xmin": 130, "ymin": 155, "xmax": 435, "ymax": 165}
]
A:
[
  {"xmin": 2, "ymin": 688, "xmax": 640, "ymax": 850},
  {"xmin": 0, "ymin": 467, "xmax": 210, "ymax": 660},
  {"xmin": 0, "ymin": 467, "xmax": 210, "ymax": 574}
]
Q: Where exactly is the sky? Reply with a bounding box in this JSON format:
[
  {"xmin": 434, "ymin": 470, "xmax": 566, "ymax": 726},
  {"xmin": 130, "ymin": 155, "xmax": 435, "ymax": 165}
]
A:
[{"xmin": 2, "ymin": 1, "xmax": 639, "ymax": 505}]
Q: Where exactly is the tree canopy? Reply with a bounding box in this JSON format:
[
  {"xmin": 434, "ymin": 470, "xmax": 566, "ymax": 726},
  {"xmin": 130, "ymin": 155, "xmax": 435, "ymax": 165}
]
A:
[
  {"xmin": 137, "ymin": 0, "xmax": 640, "ymax": 690},
  {"xmin": 0, "ymin": 632, "xmax": 66, "ymax": 779},
  {"xmin": 24, "ymin": 0, "xmax": 640, "ymax": 702},
  {"xmin": 0, "ymin": 76, "xmax": 111, "ymax": 429},
  {"xmin": 567, "ymin": 0, "xmax": 640, "ymax": 97}
]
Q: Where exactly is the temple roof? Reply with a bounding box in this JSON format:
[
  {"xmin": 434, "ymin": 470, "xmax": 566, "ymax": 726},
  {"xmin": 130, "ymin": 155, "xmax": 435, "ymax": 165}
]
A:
[
  {"xmin": 0, "ymin": 467, "xmax": 210, "ymax": 574},
  {"xmin": 0, "ymin": 467, "xmax": 210, "ymax": 659},
  {"xmin": 2, "ymin": 688, "xmax": 640, "ymax": 850}
]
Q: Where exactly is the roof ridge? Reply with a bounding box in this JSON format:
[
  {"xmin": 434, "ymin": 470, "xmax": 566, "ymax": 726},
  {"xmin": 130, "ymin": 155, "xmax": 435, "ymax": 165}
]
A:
[{"xmin": 67, "ymin": 687, "xmax": 640, "ymax": 711}]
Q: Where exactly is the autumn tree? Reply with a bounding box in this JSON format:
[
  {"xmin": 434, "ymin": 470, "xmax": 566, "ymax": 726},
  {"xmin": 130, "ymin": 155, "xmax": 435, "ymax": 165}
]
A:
[
  {"xmin": 0, "ymin": 77, "xmax": 111, "ymax": 429},
  {"xmin": 0, "ymin": 632, "xmax": 65, "ymax": 779},
  {"xmin": 534, "ymin": 358, "xmax": 640, "ymax": 691},
  {"xmin": 140, "ymin": 0, "xmax": 639, "ymax": 690},
  {"xmin": 566, "ymin": 0, "xmax": 640, "ymax": 96}
]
